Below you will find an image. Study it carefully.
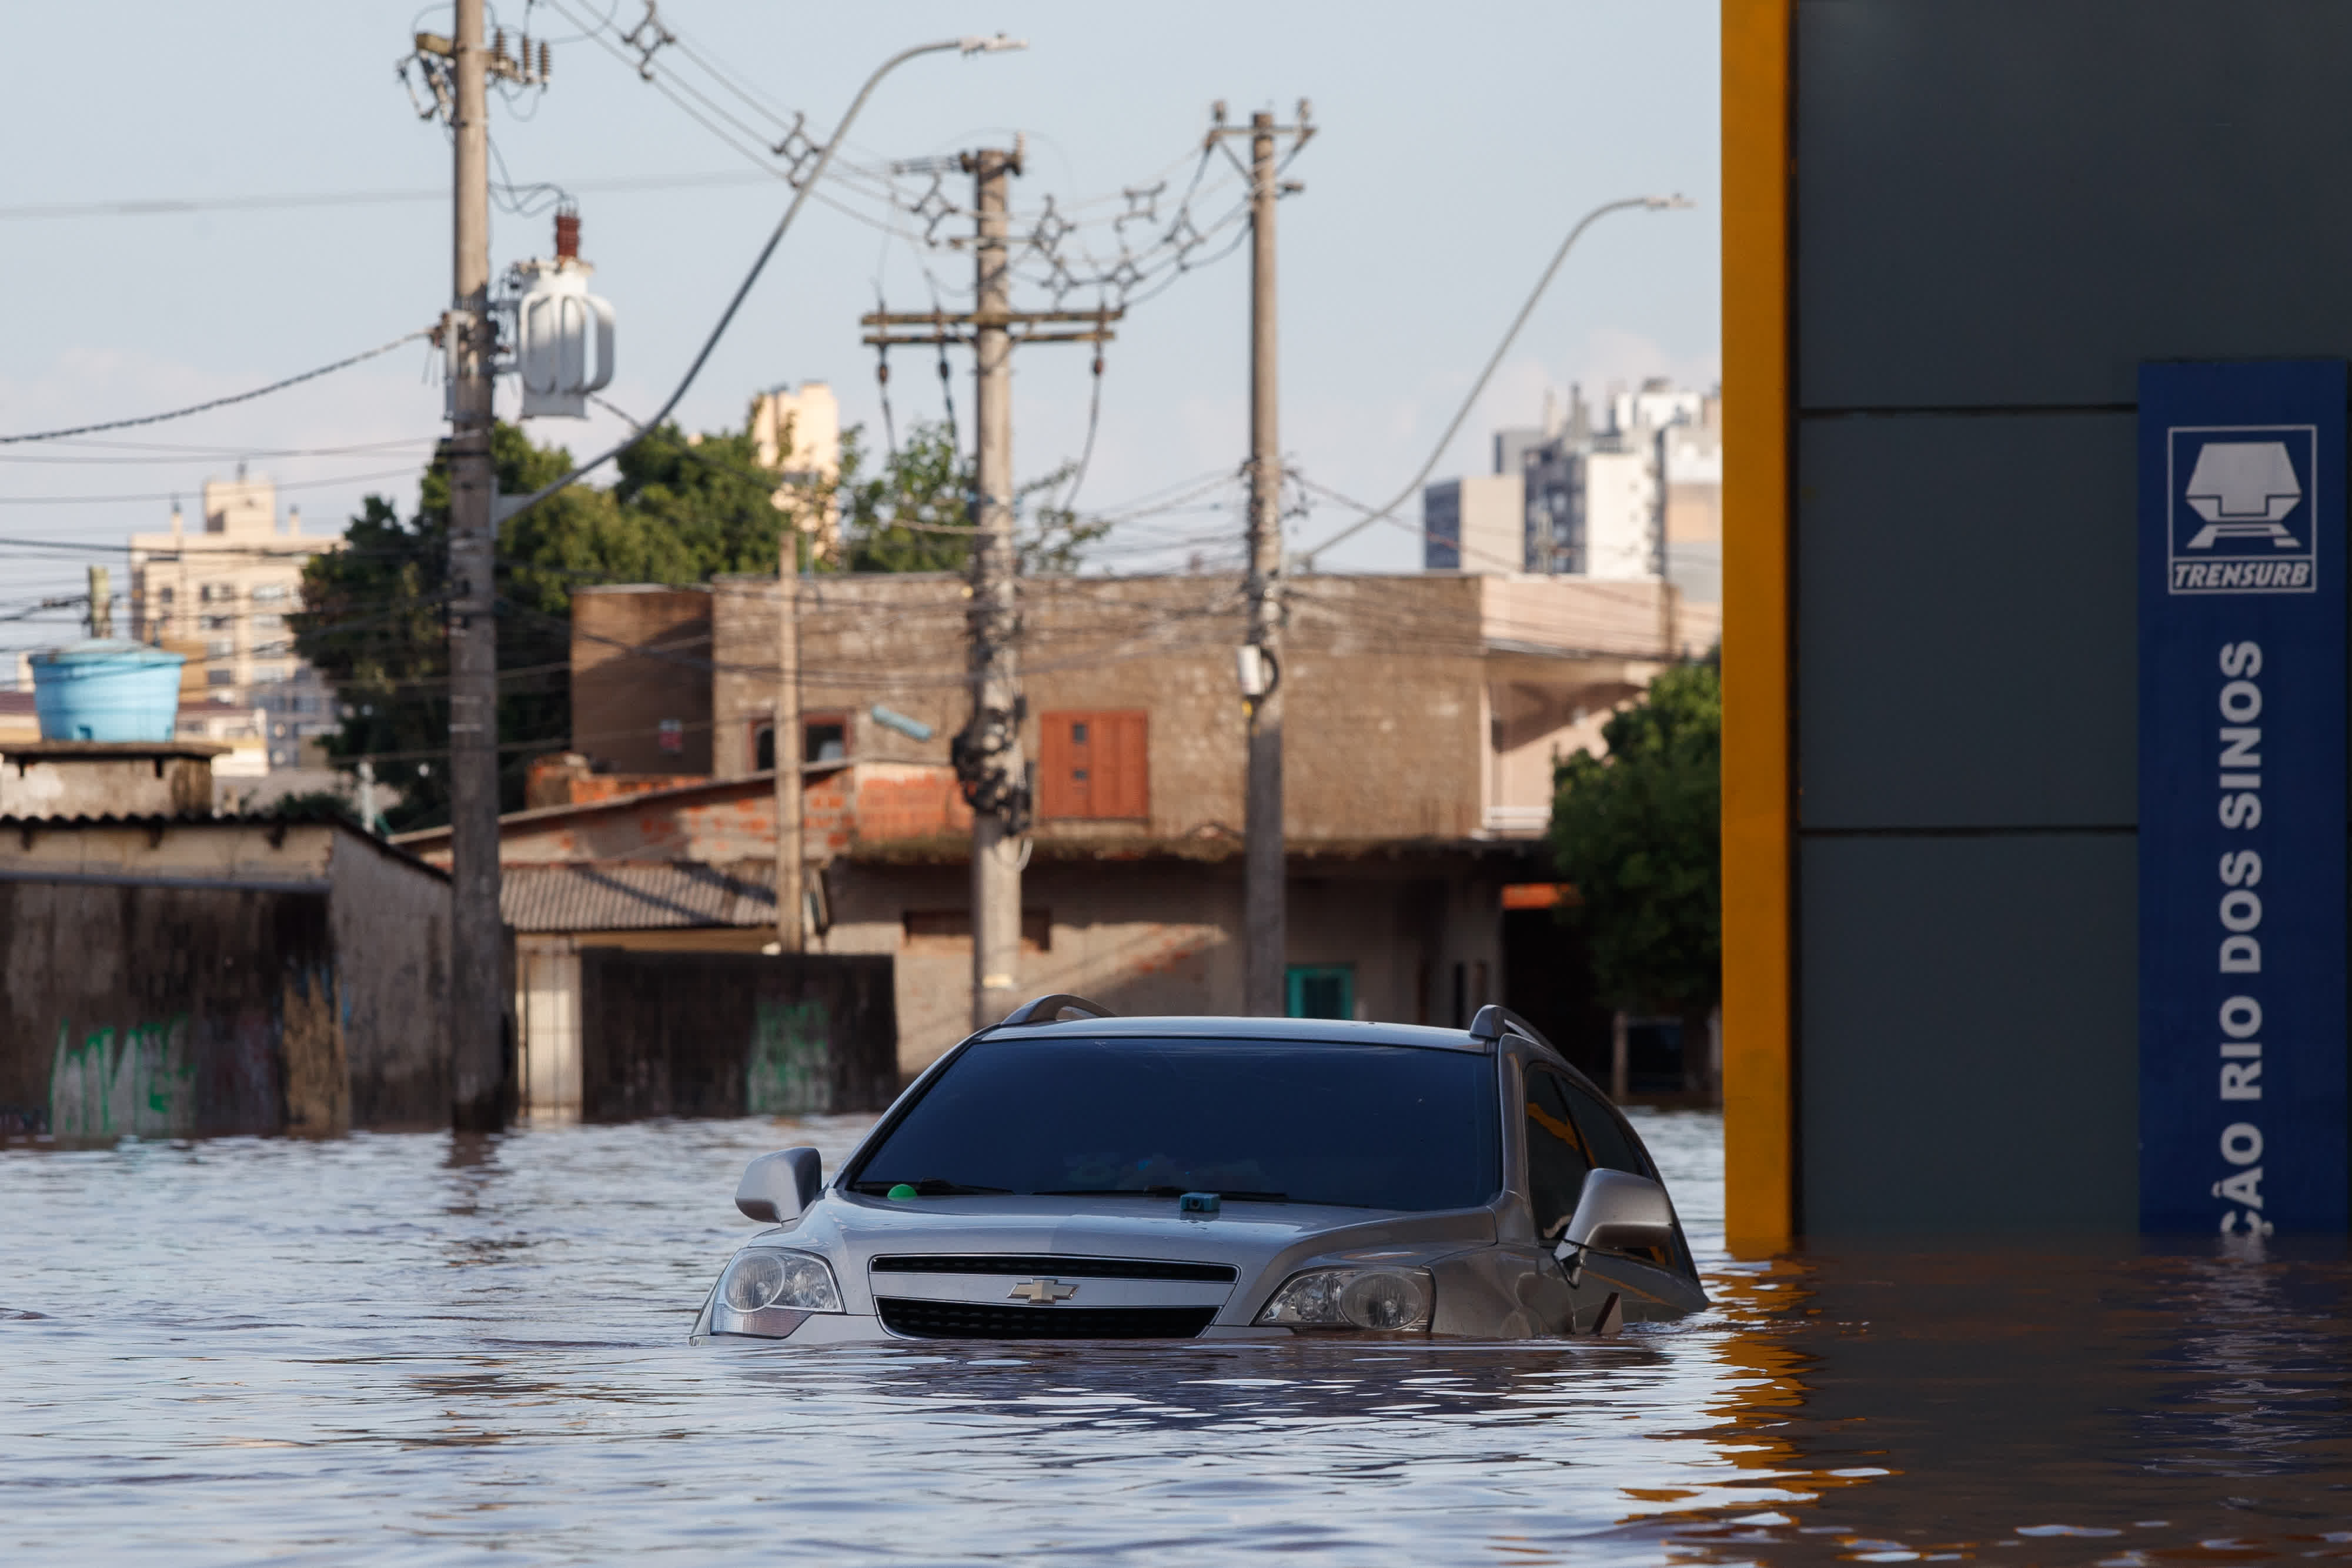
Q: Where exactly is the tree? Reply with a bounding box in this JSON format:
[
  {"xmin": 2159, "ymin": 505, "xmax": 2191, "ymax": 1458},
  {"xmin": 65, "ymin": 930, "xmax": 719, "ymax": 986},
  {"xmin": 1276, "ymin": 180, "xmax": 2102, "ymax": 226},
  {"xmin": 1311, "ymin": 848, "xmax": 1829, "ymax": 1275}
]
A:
[
  {"xmin": 293, "ymin": 420, "xmax": 787, "ymax": 830},
  {"xmin": 834, "ymin": 420, "xmax": 1110, "ymax": 576},
  {"xmin": 1547, "ymin": 659, "xmax": 1722, "ymax": 1072},
  {"xmin": 294, "ymin": 414, "xmax": 1107, "ymax": 831}
]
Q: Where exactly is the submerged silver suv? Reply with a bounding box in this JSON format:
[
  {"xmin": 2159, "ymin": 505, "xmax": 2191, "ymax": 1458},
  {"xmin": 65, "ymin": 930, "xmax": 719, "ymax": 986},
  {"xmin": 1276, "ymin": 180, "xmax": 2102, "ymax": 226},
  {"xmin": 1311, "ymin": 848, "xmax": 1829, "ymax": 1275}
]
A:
[{"xmin": 692, "ymin": 998, "xmax": 1706, "ymax": 1343}]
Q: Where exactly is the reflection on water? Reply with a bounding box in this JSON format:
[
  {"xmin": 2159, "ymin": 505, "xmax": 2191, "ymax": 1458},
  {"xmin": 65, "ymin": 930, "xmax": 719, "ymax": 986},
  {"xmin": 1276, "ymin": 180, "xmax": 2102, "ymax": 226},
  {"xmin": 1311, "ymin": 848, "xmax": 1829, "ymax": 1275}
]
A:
[{"xmin": 2, "ymin": 1109, "xmax": 2348, "ymax": 1564}]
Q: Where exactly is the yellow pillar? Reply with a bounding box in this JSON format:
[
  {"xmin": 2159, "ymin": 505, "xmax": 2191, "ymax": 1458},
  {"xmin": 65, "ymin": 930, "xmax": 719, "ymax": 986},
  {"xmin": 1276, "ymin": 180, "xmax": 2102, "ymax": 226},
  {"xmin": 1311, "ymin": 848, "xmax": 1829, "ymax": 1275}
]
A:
[{"xmin": 1721, "ymin": 0, "xmax": 1795, "ymax": 1251}]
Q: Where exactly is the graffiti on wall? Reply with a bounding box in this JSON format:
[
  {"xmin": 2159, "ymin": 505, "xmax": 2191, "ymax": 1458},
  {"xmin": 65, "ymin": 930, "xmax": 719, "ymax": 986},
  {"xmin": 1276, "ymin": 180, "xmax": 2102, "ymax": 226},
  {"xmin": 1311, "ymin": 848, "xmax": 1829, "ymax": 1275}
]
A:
[
  {"xmin": 50, "ymin": 1016, "xmax": 195, "ymax": 1138},
  {"xmin": 746, "ymin": 998, "xmax": 831, "ymax": 1116}
]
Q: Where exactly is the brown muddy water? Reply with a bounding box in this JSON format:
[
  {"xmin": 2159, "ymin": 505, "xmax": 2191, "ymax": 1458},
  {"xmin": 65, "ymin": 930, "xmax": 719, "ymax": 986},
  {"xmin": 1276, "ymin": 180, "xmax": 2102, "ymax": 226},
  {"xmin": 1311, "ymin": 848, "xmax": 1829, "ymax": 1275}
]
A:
[{"xmin": 2, "ymin": 1111, "xmax": 2348, "ymax": 1565}]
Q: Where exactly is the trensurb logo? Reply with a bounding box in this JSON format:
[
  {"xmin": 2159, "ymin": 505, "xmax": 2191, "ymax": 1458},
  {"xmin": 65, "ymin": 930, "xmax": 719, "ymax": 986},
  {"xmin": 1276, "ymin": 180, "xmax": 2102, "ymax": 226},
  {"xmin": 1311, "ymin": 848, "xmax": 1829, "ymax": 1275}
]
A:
[{"xmin": 2169, "ymin": 426, "xmax": 2320, "ymax": 594}]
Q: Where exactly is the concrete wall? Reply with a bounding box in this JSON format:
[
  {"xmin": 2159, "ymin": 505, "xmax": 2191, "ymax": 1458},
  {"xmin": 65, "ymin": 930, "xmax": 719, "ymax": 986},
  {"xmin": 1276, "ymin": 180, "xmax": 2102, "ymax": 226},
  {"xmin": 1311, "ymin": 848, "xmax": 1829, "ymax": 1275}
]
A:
[
  {"xmin": 328, "ymin": 830, "xmax": 449, "ymax": 1127},
  {"xmin": 0, "ymin": 820, "xmax": 451, "ymax": 1138},
  {"xmin": 0, "ymin": 881, "xmax": 341, "ymax": 1139},
  {"xmin": 818, "ymin": 855, "xmax": 1515, "ymax": 1074},
  {"xmin": 707, "ymin": 571, "xmax": 1685, "ymax": 842},
  {"xmin": 0, "ymin": 745, "xmax": 220, "ymax": 818},
  {"xmin": 572, "ymin": 586, "xmax": 714, "ymax": 774},
  {"xmin": 1785, "ymin": 0, "xmax": 2352, "ymax": 1230}
]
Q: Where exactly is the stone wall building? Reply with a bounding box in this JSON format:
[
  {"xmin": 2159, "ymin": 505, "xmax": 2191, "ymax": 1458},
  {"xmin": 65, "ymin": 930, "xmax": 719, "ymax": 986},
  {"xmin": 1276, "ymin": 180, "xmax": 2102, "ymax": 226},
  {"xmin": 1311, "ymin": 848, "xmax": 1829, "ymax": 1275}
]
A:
[{"xmin": 402, "ymin": 570, "xmax": 1693, "ymax": 1101}]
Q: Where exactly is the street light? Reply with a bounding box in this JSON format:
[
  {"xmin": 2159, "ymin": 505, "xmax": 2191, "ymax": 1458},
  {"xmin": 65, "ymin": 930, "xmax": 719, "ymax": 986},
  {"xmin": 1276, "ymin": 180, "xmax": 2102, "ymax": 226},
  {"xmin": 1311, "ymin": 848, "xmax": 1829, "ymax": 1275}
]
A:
[
  {"xmin": 499, "ymin": 34, "xmax": 1028, "ymax": 520},
  {"xmin": 1297, "ymin": 193, "xmax": 1694, "ymax": 569}
]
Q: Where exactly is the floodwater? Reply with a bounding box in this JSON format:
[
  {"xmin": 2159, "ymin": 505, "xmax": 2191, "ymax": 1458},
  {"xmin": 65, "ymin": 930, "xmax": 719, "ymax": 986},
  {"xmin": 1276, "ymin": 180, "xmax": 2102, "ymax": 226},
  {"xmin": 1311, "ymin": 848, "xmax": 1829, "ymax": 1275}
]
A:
[{"xmin": 4, "ymin": 1112, "xmax": 2350, "ymax": 1566}]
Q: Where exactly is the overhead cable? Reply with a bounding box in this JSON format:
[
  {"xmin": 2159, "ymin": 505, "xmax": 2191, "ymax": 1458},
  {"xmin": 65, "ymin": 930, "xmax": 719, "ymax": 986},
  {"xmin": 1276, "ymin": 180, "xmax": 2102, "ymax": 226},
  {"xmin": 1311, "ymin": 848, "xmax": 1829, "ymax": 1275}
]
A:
[
  {"xmin": 0, "ymin": 330, "xmax": 433, "ymax": 448},
  {"xmin": 1297, "ymin": 195, "xmax": 1692, "ymax": 567},
  {"xmin": 496, "ymin": 35, "xmax": 1009, "ymax": 524}
]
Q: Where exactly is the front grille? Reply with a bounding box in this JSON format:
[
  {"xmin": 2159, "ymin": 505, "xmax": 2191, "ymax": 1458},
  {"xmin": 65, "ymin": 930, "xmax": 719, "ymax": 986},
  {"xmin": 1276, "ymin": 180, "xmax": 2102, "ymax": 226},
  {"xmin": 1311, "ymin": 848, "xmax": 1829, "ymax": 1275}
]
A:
[
  {"xmin": 870, "ymin": 1255, "xmax": 1237, "ymax": 1283},
  {"xmin": 877, "ymin": 1298, "xmax": 1218, "ymax": 1340}
]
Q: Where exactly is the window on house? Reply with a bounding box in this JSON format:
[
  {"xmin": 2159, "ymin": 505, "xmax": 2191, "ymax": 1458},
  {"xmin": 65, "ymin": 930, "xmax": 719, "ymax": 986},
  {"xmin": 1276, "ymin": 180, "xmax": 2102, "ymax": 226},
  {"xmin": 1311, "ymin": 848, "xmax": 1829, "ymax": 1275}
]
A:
[
  {"xmin": 253, "ymin": 583, "xmax": 288, "ymax": 603},
  {"xmin": 1038, "ymin": 710, "xmax": 1147, "ymax": 820},
  {"xmin": 756, "ymin": 717, "xmax": 847, "ymax": 773},
  {"xmin": 158, "ymin": 586, "xmax": 175, "ymax": 605},
  {"xmin": 804, "ymin": 715, "xmax": 848, "ymax": 764}
]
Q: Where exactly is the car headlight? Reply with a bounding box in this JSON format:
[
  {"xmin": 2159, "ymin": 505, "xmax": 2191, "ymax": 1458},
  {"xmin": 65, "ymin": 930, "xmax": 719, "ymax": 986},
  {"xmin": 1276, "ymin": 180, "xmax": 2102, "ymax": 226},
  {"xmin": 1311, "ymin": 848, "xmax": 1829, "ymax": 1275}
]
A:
[
  {"xmin": 719, "ymin": 1248, "xmax": 843, "ymax": 1313},
  {"xmin": 1255, "ymin": 1266, "xmax": 1432, "ymax": 1330}
]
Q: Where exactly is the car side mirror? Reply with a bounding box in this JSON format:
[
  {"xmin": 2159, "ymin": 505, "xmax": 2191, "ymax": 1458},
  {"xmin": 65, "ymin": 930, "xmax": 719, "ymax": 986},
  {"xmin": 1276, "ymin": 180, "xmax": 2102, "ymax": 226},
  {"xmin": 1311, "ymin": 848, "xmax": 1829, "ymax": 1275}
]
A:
[
  {"xmin": 736, "ymin": 1147, "xmax": 823, "ymax": 1223},
  {"xmin": 1555, "ymin": 1169, "xmax": 1676, "ymax": 1258}
]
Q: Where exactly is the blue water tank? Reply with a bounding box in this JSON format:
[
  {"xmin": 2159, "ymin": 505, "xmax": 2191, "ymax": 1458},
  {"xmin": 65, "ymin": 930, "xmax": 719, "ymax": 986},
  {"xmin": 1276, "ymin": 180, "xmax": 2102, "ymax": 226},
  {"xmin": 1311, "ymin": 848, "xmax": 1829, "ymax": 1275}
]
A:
[{"xmin": 29, "ymin": 640, "xmax": 188, "ymax": 742}]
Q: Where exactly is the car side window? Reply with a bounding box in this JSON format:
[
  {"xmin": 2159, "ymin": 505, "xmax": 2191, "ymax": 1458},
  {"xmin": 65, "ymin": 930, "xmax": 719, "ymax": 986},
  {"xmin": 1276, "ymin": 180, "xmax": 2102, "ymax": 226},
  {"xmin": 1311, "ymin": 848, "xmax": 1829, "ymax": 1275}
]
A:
[
  {"xmin": 1559, "ymin": 1079, "xmax": 1651, "ymax": 1179},
  {"xmin": 1523, "ymin": 1065, "xmax": 1595, "ymax": 1239},
  {"xmin": 1558, "ymin": 1075, "xmax": 1691, "ymax": 1272}
]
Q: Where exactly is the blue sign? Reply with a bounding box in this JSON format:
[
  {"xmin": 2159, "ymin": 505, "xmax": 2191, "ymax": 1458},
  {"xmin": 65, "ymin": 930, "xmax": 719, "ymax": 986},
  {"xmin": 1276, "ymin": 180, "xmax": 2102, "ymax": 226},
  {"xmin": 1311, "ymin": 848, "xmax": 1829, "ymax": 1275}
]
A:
[{"xmin": 2140, "ymin": 360, "xmax": 2348, "ymax": 1236}]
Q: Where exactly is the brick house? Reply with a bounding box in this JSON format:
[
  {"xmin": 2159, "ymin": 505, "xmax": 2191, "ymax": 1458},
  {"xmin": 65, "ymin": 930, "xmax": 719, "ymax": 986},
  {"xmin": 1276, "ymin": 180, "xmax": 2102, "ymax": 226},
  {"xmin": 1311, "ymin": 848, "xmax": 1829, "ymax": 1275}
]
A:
[{"xmin": 396, "ymin": 570, "xmax": 1708, "ymax": 1097}]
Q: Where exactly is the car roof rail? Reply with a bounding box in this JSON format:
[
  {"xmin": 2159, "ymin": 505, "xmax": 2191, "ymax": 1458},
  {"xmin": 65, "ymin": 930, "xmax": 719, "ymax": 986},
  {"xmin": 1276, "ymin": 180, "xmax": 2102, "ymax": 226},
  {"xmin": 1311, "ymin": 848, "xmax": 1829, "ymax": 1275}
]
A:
[
  {"xmin": 1467, "ymin": 1004, "xmax": 1561, "ymax": 1055},
  {"xmin": 996, "ymin": 993, "xmax": 1118, "ymax": 1027}
]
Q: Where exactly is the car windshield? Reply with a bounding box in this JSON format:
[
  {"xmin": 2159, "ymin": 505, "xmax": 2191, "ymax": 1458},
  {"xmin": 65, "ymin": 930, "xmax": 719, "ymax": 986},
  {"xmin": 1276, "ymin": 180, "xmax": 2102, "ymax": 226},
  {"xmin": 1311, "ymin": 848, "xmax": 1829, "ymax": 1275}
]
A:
[{"xmin": 848, "ymin": 1037, "xmax": 1500, "ymax": 1212}]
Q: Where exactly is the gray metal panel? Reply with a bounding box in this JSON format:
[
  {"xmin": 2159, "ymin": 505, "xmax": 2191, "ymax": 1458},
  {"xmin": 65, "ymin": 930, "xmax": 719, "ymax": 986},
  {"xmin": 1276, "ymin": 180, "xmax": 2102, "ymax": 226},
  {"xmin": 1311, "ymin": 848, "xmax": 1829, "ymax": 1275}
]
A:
[
  {"xmin": 1799, "ymin": 834, "xmax": 2138, "ymax": 1232},
  {"xmin": 1796, "ymin": 0, "xmax": 2352, "ymax": 410},
  {"xmin": 1798, "ymin": 413, "xmax": 2137, "ymax": 828}
]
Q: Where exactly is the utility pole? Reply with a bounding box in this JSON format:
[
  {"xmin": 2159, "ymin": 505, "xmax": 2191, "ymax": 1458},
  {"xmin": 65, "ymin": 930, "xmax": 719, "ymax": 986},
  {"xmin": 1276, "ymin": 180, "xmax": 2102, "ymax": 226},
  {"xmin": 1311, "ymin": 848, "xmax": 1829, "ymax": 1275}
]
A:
[
  {"xmin": 445, "ymin": 0, "xmax": 504, "ymax": 1130},
  {"xmin": 858, "ymin": 154, "xmax": 1121, "ymax": 1029},
  {"xmin": 773, "ymin": 519, "xmax": 803, "ymax": 952},
  {"xmin": 1209, "ymin": 102, "xmax": 1312, "ymax": 1017},
  {"xmin": 965, "ymin": 143, "xmax": 1022, "ymax": 1030}
]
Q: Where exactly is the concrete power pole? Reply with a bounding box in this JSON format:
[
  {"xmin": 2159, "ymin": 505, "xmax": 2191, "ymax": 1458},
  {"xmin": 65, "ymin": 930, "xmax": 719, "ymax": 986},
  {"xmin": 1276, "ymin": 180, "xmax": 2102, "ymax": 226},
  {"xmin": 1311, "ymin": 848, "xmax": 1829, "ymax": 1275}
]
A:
[
  {"xmin": 773, "ymin": 525, "xmax": 803, "ymax": 954},
  {"xmin": 445, "ymin": 0, "xmax": 505, "ymax": 1129},
  {"xmin": 965, "ymin": 145, "xmax": 1023, "ymax": 1029},
  {"xmin": 856, "ymin": 146, "xmax": 1119, "ymax": 1028},
  {"xmin": 1211, "ymin": 104, "xmax": 1312, "ymax": 1017}
]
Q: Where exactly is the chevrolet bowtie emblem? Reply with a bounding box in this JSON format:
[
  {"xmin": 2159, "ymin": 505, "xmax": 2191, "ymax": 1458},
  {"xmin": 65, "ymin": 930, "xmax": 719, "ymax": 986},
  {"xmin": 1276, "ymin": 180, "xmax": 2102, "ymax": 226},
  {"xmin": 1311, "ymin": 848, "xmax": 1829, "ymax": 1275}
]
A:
[{"xmin": 1007, "ymin": 1278, "xmax": 1078, "ymax": 1304}]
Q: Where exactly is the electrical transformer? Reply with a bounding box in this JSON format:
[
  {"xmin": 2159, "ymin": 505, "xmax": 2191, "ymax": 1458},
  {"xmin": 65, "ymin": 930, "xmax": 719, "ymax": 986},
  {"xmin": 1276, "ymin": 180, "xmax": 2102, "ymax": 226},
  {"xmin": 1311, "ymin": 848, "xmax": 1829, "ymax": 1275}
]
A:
[{"xmin": 510, "ymin": 251, "xmax": 613, "ymax": 419}]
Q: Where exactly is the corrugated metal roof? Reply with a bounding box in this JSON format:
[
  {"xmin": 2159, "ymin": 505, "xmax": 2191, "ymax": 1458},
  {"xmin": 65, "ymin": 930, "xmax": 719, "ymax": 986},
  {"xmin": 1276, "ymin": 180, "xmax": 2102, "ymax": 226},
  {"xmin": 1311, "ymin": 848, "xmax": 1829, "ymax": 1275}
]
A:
[{"xmin": 501, "ymin": 861, "xmax": 776, "ymax": 932}]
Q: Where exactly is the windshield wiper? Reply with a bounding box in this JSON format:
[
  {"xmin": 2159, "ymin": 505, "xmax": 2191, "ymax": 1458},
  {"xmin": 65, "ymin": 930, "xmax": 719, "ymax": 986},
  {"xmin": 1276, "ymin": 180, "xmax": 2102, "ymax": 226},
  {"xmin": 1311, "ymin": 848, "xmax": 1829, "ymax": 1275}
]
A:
[
  {"xmin": 850, "ymin": 1178, "xmax": 1013, "ymax": 1196},
  {"xmin": 1038, "ymin": 1186, "xmax": 1294, "ymax": 1203}
]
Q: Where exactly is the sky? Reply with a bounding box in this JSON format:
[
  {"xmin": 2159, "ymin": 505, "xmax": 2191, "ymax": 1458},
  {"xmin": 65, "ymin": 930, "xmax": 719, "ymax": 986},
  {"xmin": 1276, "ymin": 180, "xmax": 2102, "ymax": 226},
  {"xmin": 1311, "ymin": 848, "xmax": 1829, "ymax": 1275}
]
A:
[{"xmin": 0, "ymin": 1, "xmax": 1719, "ymax": 661}]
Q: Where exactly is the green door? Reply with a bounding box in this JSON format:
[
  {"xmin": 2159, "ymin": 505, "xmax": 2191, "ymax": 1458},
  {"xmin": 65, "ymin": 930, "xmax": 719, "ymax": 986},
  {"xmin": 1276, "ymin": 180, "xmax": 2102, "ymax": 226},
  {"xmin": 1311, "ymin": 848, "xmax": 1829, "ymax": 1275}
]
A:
[{"xmin": 1285, "ymin": 964, "xmax": 1354, "ymax": 1020}]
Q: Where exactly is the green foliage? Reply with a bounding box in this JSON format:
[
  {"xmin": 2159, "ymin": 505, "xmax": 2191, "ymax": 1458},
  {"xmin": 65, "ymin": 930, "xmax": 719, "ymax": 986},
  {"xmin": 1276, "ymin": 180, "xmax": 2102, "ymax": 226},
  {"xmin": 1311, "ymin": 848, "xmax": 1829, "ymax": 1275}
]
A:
[
  {"xmin": 1547, "ymin": 660, "xmax": 1722, "ymax": 1015},
  {"xmin": 293, "ymin": 414, "xmax": 1107, "ymax": 832},
  {"xmin": 834, "ymin": 420, "xmax": 1111, "ymax": 576},
  {"xmin": 292, "ymin": 420, "xmax": 789, "ymax": 831}
]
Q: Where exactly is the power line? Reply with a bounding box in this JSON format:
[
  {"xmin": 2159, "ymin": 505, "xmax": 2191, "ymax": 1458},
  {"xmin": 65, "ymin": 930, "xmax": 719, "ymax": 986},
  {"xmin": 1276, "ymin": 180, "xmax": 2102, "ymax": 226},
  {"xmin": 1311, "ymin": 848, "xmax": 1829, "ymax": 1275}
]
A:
[
  {"xmin": 1296, "ymin": 195, "xmax": 1693, "ymax": 566},
  {"xmin": 0, "ymin": 331, "xmax": 433, "ymax": 448},
  {"xmin": 0, "ymin": 465, "xmax": 426, "ymax": 506},
  {"xmin": 0, "ymin": 169, "xmax": 781, "ymax": 223},
  {"xmin": 0, "ymin": 436, "xmax": 439, "ymax": 466}
]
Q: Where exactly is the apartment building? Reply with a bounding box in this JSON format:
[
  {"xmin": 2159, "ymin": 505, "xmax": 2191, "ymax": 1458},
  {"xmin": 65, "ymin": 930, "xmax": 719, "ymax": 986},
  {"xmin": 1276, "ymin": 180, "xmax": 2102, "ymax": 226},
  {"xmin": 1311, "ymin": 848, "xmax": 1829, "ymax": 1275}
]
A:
[
  {"xmin": 1427, "ymin": 380, "xmax": 1724, "ymax": 614},
  {"xmin": 749, "ymin": 380, "xmax": 841, "ymax": 559},
  {"xmin": 127, "ymin": 471, "xmax": 339, "ymax": 773}
]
